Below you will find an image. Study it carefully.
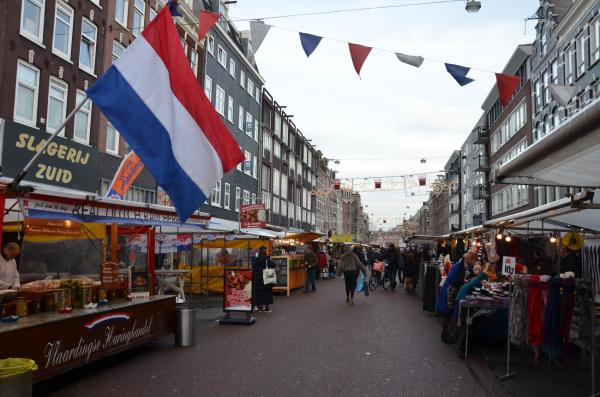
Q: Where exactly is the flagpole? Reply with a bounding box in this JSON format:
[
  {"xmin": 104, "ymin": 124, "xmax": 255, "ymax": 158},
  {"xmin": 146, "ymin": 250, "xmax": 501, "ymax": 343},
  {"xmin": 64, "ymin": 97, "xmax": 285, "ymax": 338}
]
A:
[{"xmin": 8, "ymin": 95, "xmax": 91, "ymax": 191}]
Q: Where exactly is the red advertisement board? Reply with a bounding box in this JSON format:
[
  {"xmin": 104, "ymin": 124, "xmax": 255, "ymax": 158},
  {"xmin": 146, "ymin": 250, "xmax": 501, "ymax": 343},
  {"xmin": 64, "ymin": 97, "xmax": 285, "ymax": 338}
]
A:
[
  {"xmin": 223, "ymin": 268, "xmax": 253, "ymax": 312},
  {"xmin": 239, "ymin": 204, "xmax": 266, "ymax": 229}
]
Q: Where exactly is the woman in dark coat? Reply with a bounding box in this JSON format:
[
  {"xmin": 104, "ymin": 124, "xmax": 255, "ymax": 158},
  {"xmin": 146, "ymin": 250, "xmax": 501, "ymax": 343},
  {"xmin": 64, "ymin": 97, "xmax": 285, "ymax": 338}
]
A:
[{"xmin": 252, "ymin": 246, "xmax": 273, "ymax": 312}]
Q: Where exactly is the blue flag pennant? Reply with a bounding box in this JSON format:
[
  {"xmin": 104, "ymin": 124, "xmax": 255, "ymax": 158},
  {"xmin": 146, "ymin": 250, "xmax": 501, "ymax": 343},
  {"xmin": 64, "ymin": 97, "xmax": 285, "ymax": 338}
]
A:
[
  {"xmin": 299, "ymin": 32, "xmax": 323, "ymax": 57},
  {"xmin": 167, "ymin": 0, "xmax": 182, "ymax": 17},
  {"xmin": 445, "ymin": 63, "xmax": 474, "ymax": 86}
]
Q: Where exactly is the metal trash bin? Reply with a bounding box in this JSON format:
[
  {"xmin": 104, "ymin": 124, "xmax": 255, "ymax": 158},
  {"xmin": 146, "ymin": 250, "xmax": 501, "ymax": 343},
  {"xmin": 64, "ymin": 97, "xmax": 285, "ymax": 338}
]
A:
[
  {"xmin": 0, "ymin": 358, "xmax": 37, "ymax": 397},
  {"xmin": 175, "ymin": 307, "xmax": 196, "ymax": 347}
]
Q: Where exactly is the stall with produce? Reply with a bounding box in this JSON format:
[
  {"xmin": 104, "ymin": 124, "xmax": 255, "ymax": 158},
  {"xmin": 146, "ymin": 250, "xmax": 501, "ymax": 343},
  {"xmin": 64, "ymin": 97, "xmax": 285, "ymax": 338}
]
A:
[{"xmin": 0, "ymin": 186, "xmax": 210, "ymax": 381}]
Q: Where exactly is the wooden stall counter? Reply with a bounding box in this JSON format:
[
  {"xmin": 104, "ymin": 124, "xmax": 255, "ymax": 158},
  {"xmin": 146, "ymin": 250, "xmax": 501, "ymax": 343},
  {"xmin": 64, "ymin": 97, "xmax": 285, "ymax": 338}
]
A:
[
  {"xmin": 0, "ymin": 295, "xmax": 176, "ymax": 382},
  {"xmin": 271, "ymin": 256, "xmax": 306, "ymax": 296}
]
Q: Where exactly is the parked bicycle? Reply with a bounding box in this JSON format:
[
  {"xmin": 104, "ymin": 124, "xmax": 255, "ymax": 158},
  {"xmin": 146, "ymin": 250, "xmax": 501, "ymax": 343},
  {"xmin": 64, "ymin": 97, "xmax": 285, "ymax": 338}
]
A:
[{"xmin": 368, "ymin": 260, "xmax": 393, "ymax": 291}]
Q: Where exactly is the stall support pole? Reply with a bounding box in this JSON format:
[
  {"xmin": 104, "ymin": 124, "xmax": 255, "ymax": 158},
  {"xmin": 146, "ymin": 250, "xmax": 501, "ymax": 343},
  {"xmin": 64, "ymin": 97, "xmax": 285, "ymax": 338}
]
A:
[
  {"xmin": 498, "ymin": 280, "xmax": 517, "ymax": 381},
  {"xmin": 110, "ymin": 224, "xmax": 118, "ymax": 262},
  {"xmin": 148, "ymin": 227, "xmax": 156, "ymax": 295},
  {"xmin": 0, "ymin": 187, "xmax": 5, "ymax": 245}
]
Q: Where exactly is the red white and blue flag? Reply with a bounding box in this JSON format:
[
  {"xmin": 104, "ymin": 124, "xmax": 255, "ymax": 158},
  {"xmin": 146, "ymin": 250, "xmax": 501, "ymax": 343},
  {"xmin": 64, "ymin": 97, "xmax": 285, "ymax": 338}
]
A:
[{"xmin": 87, "ymin": 6, "xmax": 244, "ymax": 222}]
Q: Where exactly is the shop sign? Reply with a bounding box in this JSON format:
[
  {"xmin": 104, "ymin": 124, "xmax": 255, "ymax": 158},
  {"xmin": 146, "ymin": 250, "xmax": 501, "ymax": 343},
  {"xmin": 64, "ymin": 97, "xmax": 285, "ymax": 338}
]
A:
[
  {"xmin": 0, "ymin": 297, "xmax": 175, "ymax": 381},
  {"xmin": 22, "ymin": 197, "xmax": 208, "ymax": 228},
  {"xmin": 24, "ymin": 218, "xmax": 81, "ymax": 236},
  {"xmin": 100, "ymin": 262, "xmax": 120, "ymax": 289},
  {"xmin": 501, "ymin": 256, "xmax": 516, "ymax": 276},
  {"xmin": 240, "ymin": 204, "xmax": 266, "ymax": 229},
  {"xmin": 1, "ymin": 120, "xmax": 98, "ymax": 192},
  {"xmin": 223, "ymin": 268, "xmax": 253, "ymax": 312}
]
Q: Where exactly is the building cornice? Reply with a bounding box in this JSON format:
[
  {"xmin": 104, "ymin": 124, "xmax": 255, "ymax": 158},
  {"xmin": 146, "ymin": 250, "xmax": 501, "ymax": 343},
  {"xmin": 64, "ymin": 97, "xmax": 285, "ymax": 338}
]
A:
[{"xmin": 555, "ymin": 0, "xmax": 596, "ymax": 47}]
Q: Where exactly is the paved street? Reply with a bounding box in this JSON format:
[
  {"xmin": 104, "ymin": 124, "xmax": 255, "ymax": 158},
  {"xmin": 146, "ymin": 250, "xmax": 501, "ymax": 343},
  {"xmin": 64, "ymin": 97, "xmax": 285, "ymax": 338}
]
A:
[{"xmin": 38, "ymin": 278, "xmax": 500, "ymax": 397}]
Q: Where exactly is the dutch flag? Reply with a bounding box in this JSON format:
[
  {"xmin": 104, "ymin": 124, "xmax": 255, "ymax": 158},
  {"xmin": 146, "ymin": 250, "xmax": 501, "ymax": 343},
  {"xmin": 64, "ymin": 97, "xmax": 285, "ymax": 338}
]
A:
[{"xmin": 87, "ymin": 6, "xmax": 244, "ymax": 222}]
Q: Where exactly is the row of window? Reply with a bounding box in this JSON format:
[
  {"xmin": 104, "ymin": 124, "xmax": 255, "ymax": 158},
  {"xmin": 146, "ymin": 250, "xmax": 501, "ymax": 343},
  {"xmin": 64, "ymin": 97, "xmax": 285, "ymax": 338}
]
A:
[
  {"xmin": 491, "ymin": 139, "xmax": 528, "ymax": 175},
  {"xmin": 206, "ymin": 35, "xmax": 261, "ymax": 103},
  {"xmin": 21, "ymin": 0, "xmax": 98, "ymax": 74},
  {"xmin": 210, "ymin": 182, "xmax": 254, "ymax": 211},
  {"xmin": 491, "ymin": 185, "xmax": 529, "ymax": 216},
  {"xmin": 204, "ymin": 75, "xmax": 260, "ymax": 141},
  {"xmin": 490, "ymin": 100, "xmax": 527, "ymax": 154},
  {"xmin": 100, "ymin": 179, "xmax": 156, "ymax": 204}
]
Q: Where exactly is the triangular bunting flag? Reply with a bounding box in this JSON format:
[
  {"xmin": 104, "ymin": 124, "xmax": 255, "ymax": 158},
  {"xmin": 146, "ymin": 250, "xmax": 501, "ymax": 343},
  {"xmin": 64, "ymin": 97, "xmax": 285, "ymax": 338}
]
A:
[
  {"xmin": 299, "ymin": 32, "xmax": 322, "ymax": 57},
  {"xmin": 495, "ymin": 73, "xmax": 522, "ymax": 106},
  {"xmin": 396, "ymin": 52, "xmax": 424, "ymax": 68},
  {"xmin": 445, "ymin": 63, "xmax": 474, "ymax": 86},
  {"xmin": 549, "ymin": 83, "xmax": 576, "ymax": 107},
  {"xmin": 198, "ymin": 11, "xmax": 220, "ymax": 41},
  {"xmin": 348, "ymin": 43, "xmax": 372, "ymax": 77},
  {"xmin": 249, "ymin": 20, "xmax": 271, "ymax": 53}
]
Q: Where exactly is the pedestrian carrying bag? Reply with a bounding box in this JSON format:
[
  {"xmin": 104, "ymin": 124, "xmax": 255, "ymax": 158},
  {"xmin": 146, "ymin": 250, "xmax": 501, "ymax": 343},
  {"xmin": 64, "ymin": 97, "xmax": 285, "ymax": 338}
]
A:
[{"xmin": 263, "ymin": 267, "xmax": 277, "ymax": 285}]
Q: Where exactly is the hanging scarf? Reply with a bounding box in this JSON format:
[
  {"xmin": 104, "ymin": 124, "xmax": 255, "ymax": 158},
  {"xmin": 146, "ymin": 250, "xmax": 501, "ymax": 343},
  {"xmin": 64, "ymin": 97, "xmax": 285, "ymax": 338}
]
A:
[
  {"xmin": 559, "ymin": 277, "xmax": 576, "ymax": 340},
  {"xmin": 527, "ymin": 275, "xmax": 544, "ymax": 348},
  {"xmin": 510, "ymin": 275, "xmax": 527, "ymax": 345},
  {"xmin": 543, "ymin": 277, "xmax": 562, "ymax": 346}
]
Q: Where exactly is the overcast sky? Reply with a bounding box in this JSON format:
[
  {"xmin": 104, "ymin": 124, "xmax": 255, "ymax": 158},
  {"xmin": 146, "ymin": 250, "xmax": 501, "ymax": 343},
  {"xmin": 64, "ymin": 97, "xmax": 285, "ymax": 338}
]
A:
[{"xmin": 228, "ymin": 0, "xmax": 538, "ymax": 230}]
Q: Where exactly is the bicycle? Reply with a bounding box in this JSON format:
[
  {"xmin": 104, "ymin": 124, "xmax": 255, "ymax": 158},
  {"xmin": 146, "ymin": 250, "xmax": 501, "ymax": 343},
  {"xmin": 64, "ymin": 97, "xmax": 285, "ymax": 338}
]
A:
[{"xmin": 368, "ymin": 261, "xmax": 393, "ymax": 291}]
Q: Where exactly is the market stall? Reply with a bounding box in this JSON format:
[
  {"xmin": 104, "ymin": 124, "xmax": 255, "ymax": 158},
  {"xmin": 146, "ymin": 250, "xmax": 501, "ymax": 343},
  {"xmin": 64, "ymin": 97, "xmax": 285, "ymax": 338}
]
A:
[{"xmin": 0, "ymin": 187, "xmax": 210, "ymax": 381}]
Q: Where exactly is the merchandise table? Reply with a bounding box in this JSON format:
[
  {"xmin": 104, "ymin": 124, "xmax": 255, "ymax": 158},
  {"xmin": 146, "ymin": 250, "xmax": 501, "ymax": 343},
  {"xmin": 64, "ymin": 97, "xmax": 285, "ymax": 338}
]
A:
[{"xmin": 0, "ymin": 295, "xmax": 175, "ymax": 382}]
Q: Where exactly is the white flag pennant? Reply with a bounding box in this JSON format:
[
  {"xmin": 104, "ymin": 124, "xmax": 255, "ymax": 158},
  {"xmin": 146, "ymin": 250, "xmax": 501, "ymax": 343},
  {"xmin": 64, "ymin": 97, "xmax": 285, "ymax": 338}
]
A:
[
  {"xmin": 249, "ymin": 20, "xmax": 271, "ymax": 53},
  {"xmin": 396, "ymin": 52, "xmax": 424, "ymax": 68},
  {"xmin": 549, "ymin": 83, "xmax": 576, "ymax": 107}
]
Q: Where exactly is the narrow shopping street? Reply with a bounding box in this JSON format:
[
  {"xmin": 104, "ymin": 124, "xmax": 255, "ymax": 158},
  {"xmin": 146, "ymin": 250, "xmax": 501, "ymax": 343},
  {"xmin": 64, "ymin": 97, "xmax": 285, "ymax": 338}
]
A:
[{"xmin": 38, "ymin": 278, "xmax": 494, "ymax": 397}]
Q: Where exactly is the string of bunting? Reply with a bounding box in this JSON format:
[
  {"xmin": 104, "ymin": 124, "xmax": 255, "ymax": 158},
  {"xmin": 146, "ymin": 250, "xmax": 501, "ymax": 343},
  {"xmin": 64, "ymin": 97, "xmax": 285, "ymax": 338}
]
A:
[{"xmin": 197, "ymin": 10, "xmax": 522, "ymax": 106}]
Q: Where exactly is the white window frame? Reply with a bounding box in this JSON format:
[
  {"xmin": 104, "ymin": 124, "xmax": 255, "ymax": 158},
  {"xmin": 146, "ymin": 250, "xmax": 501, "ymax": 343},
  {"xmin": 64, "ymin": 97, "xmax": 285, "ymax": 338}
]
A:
[
  {"xmin": 217, "ymin": 45, "xmax": 227, "ymax": 68},
  {"xmin": 20, "ymin": 0, "xmax": 45, "ymax": 45},
  {"xmin": 235, "ymin": 187, "xmax": 241, "ymax": 212},
  {"xmin": 576, "ymin": 32, "xmax": 586, "ymax": 78},
  {"xmin": 74, "ymin": 89, "xmax": 92, "ymax": 144},
  {"xmin": 245, "ymin": 113, "xmax": 253, "ymax": 137},
  {"xmin": 240, "ymin": 70, "xmax": 245, "ymax": 88},
  {"xmin": 227, "ymin": 95, "xmax": 234, "ymax": 123},
  {"xmin": 52, "ymin": 1, "xmax": 74, "ymax": 60},
  {"xmin": 106, "ymin": 121, "xmax": 120, "ymax": 155},
  {"xmin": 115, "ymin": 0, "xmax": 129, "ymax": 28},
  {"xmin": 14, "ymin": 60, "xmax": 40, "ymax": 127},
  {"xmin": 211, "ymin": 181, "xmax": 222, "ymax": 207},
  {"xmin": 238, "ymin": 105, "xmax": 245, "ymax": 131},
  {"xmin": 47, "ymin": 77, "xmax": 68, "ymax": 135},
  {"xmin": 224, "ymin": 183, "xmax": 231, "ymax": 209},
  {"xmin": 215, "ymin": 85, "xmax": 225, "ymax": 115},
  {"xmin": 207, "ymin": 35, "xmax": 214, "ymax": 55},
  {"xmin": 229, "ymin": 58, "xmax": 236, "ymax": 77},
  {"xmin": 247, "ymin": 79, "xmax": 254, "ymax": 96},
  {"xmin": 190, "ymin": 48, "xmax": 199, "ymax": 77},
  {"xmin": 132, "ymin": 0, "xmax": 145, "ymax": 37},
  {"xmin": 112, "ymin": 40, "xmax": 126, "ymax": 62},
  {"xmin": 244, "ymin": 151, "xmax": 252, "ymax": 175},
  {"xmin": 591, "ymin": 16, "xmax": 600, "ymax": 65},
  {"xmin": 252, "ymin": 156, "xmax": 258, "ymax": 179},
  {"xmin": 252, "ymin": 193, "xmax": 257, "ymax": 205},
  {"xmin": 149, "ymin": 8, "xmax": 158, "ymax": 21},
  {"xmin": 243, "ymin": 190, "xmax": 250, "ymax": 205},
  {"xmin": 255, "ymin": 86, "xmax": 261, "ymax": 103},
  {"xmin": 254, "ymin": 120, "xmax": 259, "ymax": 141},
  {"xmin": 204, "ymin": 75, "xmax": 213, "ymax": 101},
  {"xmin": 79, "ymin": 18, "xmax": 97, "ymax": 74}
]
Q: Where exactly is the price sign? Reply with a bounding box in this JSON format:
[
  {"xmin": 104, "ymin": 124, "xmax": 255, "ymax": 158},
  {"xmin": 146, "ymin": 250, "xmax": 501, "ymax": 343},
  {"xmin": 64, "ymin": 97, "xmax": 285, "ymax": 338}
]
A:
[
  {"xmin": 270, "ymin": 256, "xmax": 289, "ymax": 287},
  {"xmin": 502, "ymin": 256, "xmax": 516, "ymax": 276},
  {"xmin": 100, "ymin": 262, "xmax": 120, "ymax": 289}
]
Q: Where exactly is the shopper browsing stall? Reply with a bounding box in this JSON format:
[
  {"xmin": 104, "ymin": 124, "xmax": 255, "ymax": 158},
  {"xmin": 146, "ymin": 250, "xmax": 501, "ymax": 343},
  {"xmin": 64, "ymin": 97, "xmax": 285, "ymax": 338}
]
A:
[
  {"xmin": 0, "ymin": 242, "xmax": 21, "ymax": 290},
  {"xmin": 252, "ymin": 246, "xmax": 273, "ymax": 312}
]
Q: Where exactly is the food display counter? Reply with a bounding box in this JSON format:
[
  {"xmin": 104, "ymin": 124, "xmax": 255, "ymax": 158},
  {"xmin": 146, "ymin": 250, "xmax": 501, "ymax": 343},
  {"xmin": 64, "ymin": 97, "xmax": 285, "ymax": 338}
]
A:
[
  {"xmin": 0, "ymin": 295, "xmax": 175, "ymax": 381},
  {"xmin": 271, "ymin": 255, "xmax": 306, "ymax": 296}
]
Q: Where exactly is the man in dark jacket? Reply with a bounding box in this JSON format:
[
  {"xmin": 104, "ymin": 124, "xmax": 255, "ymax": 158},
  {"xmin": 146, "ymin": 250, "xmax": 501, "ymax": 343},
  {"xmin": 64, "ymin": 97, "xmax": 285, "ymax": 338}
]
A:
[
  {"xmin": 384, "ymin": 244, "xmax": 399, "ymax": 290},
  {"xmin": 304, "ymin": 246, "xmax": 318, "ymax": 292}
]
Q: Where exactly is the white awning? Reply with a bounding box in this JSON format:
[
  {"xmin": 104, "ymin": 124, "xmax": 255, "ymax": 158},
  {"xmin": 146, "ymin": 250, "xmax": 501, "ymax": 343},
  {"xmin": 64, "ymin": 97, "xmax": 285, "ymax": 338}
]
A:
[{"xmin": 240, "ymin": 228, "xmax": 284, "ymax": 238}]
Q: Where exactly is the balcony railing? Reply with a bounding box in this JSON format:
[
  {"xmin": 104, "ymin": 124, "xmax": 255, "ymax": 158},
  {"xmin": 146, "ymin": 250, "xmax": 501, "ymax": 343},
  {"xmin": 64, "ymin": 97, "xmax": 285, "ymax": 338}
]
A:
[
  {"xmin": 472, "ymin": 184, "xmax": 488, "ymax": 200},
  {"xmin": 473, "ymin": 125, "xmax": 489, "ymax": 144},
  {"xmin": 449, "ymin": 203, "xmax": 460, "ymax": 214},
  {"xmin": 473, "ymin": 213, "xmax": 487, "ymax": 226},
  {"xmin": 474, "ymin": 154, "xmax": 489, "ymax": 172}
]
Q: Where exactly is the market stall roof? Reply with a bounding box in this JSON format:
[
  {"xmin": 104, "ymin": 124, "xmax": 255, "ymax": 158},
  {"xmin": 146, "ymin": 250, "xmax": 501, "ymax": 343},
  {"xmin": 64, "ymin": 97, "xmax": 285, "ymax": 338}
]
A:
[
  {"xmin": 240, "ymin": 228, "xmax": 285, "ymax": 238},
  {"xmin": 284, "ymin": 232, "xmax": 324, "ymax": 243},
  {"xmin": 3, "ymin": 184, "xmax": 210, "ymax": 229},
  {"xmin": 409, "ymin": 234, "xmax": 444, "ymax": 243},
  {"xmin": 495, "ymin": 97, "xmax": 600, "ymax": 188}
]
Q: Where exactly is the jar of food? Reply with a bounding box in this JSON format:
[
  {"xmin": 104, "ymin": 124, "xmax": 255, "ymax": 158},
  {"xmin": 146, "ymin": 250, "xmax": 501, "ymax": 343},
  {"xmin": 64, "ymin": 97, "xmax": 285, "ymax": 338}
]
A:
[
  {"xmin": 31, "ymin": 299, "xmax": 42, "ymax": 314},
  {"xmin": 54, "ymin": 289, "xmax": 67, "ymax": 310},
  {"xmin": 15, "ymin": 297, "xmax": 28, "ymax": 317},
  {"xmin": 82, "ymin": 287, "xmax": 92, "ymax": 305},
  {"xmin": 97, "ymin": 288, "xmax": 107, "ymax": 302}
]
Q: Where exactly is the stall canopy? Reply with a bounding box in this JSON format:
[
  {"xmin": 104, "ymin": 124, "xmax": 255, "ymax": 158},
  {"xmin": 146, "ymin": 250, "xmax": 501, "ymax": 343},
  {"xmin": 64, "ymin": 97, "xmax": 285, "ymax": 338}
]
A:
[
  {"xmin": 284, "ymin": 232, "xmax": 323, "ymax": 244},
  {"xmin": 240, "ymin": 228, "xmax": 285, "ymax": 238},
  {"xmin": 495, "ymin": 97, "xmax": 600, "ymax": 188}
]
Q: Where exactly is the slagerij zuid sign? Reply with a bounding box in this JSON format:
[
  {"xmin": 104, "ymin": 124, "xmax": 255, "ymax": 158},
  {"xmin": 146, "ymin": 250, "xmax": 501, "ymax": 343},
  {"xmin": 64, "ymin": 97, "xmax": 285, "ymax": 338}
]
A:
[{"xmin": 1, "ymin": 120, "xmax": 98, "ymax": 192}]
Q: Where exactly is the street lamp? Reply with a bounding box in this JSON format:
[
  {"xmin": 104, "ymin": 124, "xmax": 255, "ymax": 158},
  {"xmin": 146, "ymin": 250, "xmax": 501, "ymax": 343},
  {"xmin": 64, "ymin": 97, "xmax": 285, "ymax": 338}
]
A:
[{"xmin": 465, "ymin": 0, "xmax": 481, "ymax": 13}]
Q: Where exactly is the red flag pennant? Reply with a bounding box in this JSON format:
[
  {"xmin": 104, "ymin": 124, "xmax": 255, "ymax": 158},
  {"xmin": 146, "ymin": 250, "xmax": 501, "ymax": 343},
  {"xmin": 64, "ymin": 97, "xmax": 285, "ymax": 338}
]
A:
[
  {"xmin": 495, "ymin": 73, "xmax": 521, "ymax": 107},
  {"xmin": 348, "ymin": 43, "xmax": 372, "ymax": 77},
  {"xmin": 198, "ymin": 11, "xmax": 220, "ymax": 41}
]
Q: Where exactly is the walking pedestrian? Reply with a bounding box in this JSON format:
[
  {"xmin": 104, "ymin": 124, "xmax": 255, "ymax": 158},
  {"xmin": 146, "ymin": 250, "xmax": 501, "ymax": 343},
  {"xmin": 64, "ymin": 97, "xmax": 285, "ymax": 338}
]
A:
[
  {"xmin": 337, "ymin": 245, "xmax": 367, "ymax": 305},
  {"xmin": 252, "ymin": 246, "xmax": 273, "ymax": 312},
  {"xmin": 304, "ymin": 246, "xmax": 318, "ymax": 292},
  {"xmin": 384, "ymin": 244, "xmax": 399, "ymax": 290}
]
